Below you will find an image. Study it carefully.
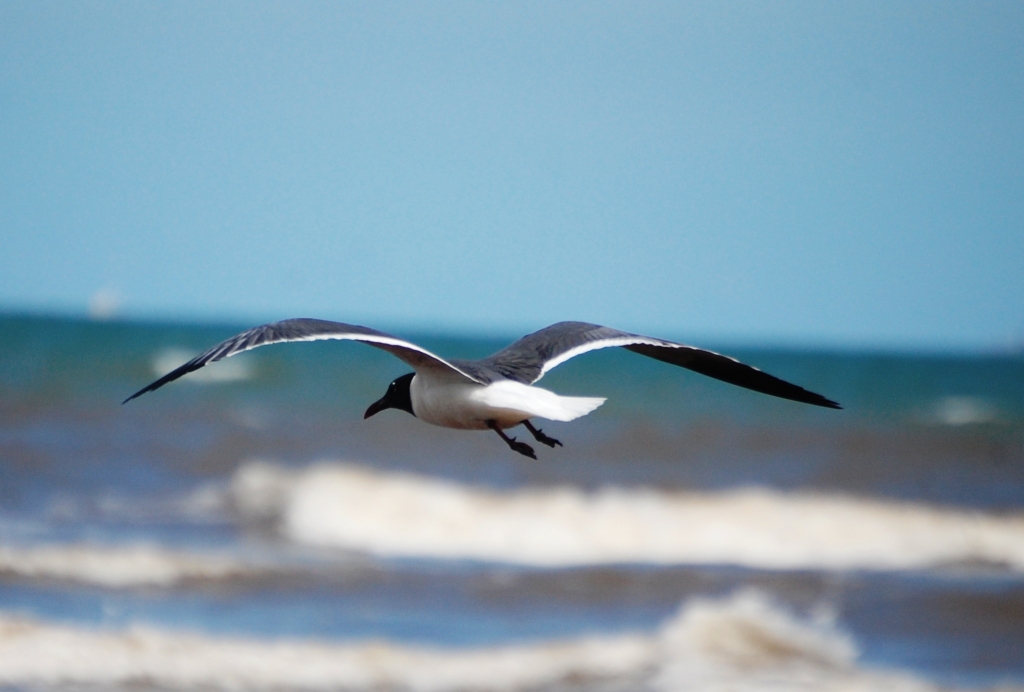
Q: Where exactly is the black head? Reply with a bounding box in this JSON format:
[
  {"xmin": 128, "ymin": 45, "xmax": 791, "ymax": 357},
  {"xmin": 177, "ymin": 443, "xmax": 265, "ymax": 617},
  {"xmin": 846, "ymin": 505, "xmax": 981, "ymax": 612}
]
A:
[{"xmin": 364, "ymin": 373, "xmax": 416, "ymax": 419}]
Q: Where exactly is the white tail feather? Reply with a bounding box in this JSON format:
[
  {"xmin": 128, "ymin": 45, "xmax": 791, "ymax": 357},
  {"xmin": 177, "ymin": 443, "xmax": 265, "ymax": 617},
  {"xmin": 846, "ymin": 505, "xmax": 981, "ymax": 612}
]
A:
[
  {"xmin": 547, "ymin": 395, "xmax": 606, "ymax": 421},
  {"xmin": 475, "ymin": 381, "xmax": 605, "ymax": 422}
]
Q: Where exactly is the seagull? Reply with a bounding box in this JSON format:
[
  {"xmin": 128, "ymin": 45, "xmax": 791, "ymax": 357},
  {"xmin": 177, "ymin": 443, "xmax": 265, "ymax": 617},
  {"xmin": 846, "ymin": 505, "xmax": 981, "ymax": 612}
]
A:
[{"xmin": 124, "ymin": 319, "xmax": 840, "ymax": 458}]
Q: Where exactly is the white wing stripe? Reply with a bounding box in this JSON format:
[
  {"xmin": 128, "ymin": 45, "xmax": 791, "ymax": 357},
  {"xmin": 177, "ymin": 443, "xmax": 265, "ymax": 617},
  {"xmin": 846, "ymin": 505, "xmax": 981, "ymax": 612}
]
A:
[
  {"xmin": 226, "ymin": 332, "xmax": 482, "ymax": 383},
  {"xmin": 536, "ymin": 336, "xmax": 670, "ymax": 380}
]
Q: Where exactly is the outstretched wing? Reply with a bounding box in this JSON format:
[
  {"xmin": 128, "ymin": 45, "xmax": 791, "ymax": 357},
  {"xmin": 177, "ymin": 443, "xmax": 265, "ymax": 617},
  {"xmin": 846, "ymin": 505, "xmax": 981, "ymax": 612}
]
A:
[
  {"xmin": 123, "ymin": 318, "xmax": 484, "ymax": 403},
  {"xmin": 481, "ymin": 322, "xmax": 841, "ymax": 409}
]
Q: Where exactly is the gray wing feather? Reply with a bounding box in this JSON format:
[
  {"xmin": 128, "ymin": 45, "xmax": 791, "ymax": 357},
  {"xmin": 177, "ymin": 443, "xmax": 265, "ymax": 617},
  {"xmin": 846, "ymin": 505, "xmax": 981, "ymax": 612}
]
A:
[
  {"xmin": 123, "ymin": 318, "xmax": 482, "ymax": 403},
  {"xmin": 478, "ymin": 322, "xmax": 627, "ymax": 383},
  {"xmin": 483, "ymin": 322, "xmax": 841, "ymax": 410}
]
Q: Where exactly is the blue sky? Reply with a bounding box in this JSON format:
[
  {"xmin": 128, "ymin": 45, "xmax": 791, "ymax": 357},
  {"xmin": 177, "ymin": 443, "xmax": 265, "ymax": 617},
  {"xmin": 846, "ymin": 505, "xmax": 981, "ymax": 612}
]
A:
[{"xmin": 2, "ymin": 2, "xmax": 1022, "ymax": 350}]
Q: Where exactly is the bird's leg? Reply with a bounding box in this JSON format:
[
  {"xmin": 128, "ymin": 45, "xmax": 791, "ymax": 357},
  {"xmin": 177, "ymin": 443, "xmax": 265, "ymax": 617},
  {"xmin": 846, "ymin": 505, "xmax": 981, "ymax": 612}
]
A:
[
  {"xmin": 522, "ymin": 420, "xmax": 562, "ymax": 448},
  {"xmin": 486, "ymin": 420, "xmax": 537, "ymax": 459}
]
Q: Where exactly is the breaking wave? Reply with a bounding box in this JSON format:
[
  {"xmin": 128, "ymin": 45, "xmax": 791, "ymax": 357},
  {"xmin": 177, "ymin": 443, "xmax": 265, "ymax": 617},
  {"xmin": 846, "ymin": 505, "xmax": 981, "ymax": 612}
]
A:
[
  {"xmin": 0, "ymin": 589, "xmax": 989, "ymax": 692},
  {"xmin": 0, "ymin": 544, "xmax": 259, "ymax": 588},
  {"xmin": 0, "ymin": 615, "xmax": 649, "ymax": 691},
  {"xmin": 232, "ymin": 460, "xmax": 1024, "ymax": 570}
]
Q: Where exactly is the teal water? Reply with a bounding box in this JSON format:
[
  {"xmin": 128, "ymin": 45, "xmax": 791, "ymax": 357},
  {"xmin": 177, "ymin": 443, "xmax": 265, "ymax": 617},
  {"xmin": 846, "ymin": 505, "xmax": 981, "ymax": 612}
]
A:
[{"xmin": 1, "ymin": 313, "xmax": 1022, "ymax": 690}]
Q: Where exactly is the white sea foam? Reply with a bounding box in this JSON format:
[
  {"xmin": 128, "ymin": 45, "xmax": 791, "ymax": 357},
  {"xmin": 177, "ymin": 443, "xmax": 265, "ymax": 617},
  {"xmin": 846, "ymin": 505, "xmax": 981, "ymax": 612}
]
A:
[
  {"xmin": 231, "ymin": 460, "xmax": 1024, "ymax": 570},
  {"xmin": 152, "ymin": 347, "xmax": 252, "ymax": 383},
  {"xmin": 932, "ymin": 396, "xmax": 999, "ymax": 426},
  {"xmin": 0, "ymin": 590, "xmax": 999, "ymax": 692},
  {"xmin": 653, "ymin": 590, "xmax": 948, "ymax": 692},
  {"xmin": 0, "ymin": 544, "xmax": 255, "ymax": 588},
  {"xmin": 44, "ymin": 482, "xmax": 233, "ymax": 525}
]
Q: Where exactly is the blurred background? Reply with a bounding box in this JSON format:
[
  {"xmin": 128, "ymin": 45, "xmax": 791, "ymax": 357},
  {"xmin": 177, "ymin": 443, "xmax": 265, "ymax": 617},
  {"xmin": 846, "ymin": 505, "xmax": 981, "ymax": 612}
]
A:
[{"xmin": 1, "ymin": 2, "xmax": 1022, "ymax": 690}]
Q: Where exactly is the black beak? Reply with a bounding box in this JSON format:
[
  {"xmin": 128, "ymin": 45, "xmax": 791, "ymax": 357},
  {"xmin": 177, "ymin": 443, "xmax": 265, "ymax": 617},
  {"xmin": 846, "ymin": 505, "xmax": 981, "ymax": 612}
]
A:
[{"xmin": 364, "ymin": 396, "xmax": 389, "ymax": 419}]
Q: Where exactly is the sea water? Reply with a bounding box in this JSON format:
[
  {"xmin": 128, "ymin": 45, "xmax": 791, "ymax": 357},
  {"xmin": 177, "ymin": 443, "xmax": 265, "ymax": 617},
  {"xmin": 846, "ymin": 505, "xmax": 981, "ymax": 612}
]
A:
[{"xmin": 0, "ymin": 313, "xmax": 1022, "ymax": 691}]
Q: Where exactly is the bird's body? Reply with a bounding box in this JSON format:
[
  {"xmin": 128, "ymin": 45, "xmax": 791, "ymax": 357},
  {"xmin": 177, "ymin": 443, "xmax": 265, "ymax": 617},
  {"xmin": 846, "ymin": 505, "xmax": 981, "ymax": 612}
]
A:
[
  {"xmin": 411, "ymin": 376, "xmax": 497, "ymax": 430},
  {"xmin": 411, "ymin": 376, "xmax": 606, "ymax": 430},
  {"xmin": 125, "ymin": 319, "xmax": 839, "ymax": 457}
]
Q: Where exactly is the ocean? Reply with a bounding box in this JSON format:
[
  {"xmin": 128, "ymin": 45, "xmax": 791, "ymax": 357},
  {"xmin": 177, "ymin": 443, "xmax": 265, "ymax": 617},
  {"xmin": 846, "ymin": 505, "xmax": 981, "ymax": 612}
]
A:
[{"xmin": 0, "ymin": 312, "xmax": 1022, "ymax": 691}]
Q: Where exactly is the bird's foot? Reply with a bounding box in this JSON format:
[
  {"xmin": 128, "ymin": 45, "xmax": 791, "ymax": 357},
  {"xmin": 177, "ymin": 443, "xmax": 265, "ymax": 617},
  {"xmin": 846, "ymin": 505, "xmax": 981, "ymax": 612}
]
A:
[
  {"xmin": 507, "ymin": 437, "xmax": 537, "ymax": 459},
  {"xmin": 532, "ymin": 429, "xmax": 562, "ymax": 448},
  {"xmin": 487, "ymin": 419, "xmax": 539, "ymax": 459},
  {"xmin": 523, "ymin": 421, "xmax": 562, "ymax": 448}
]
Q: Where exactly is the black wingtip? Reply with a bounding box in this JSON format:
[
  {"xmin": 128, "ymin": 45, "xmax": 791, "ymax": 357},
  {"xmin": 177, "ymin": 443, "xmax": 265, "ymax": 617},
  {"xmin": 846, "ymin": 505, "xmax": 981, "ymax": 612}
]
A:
[
  {"xmin": 121, "ymin": 359, "xmax": 204, "ymax": 405},
  {"xmin": 122, "ymin": 382, "xmax": 157, "ymax": 405},
  {"xmin": 800, "ymin": 392, "xmax": 842, "ymax": 410},
  {"xmin": 796, "ymin": 388, "xmax": 842, "ymax": 409}
]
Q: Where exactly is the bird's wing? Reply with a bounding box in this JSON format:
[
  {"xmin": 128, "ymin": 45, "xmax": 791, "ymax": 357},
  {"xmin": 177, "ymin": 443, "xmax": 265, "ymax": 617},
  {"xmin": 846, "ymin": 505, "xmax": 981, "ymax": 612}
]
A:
[
  {"xmin": 123, "ymin": 318, "xmax": 484, "ymax": 403},
  {"xmin": 481, "ymin": 321, "xmax": 841, "ymax": 409}
]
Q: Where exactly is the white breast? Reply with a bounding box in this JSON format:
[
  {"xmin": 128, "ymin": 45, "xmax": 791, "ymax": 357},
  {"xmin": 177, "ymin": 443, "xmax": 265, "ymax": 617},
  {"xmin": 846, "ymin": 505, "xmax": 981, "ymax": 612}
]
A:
[{"xmin": 410, "ymin": 374, "xmax": 606, "ymax": 430}]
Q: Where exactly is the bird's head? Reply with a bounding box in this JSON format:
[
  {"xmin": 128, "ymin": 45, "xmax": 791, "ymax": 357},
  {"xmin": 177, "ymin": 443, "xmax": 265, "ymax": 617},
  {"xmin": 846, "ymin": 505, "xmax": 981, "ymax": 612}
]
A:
[{"xmin": 364, "ymin": 372, "xmax": 416, "ymax": 419}]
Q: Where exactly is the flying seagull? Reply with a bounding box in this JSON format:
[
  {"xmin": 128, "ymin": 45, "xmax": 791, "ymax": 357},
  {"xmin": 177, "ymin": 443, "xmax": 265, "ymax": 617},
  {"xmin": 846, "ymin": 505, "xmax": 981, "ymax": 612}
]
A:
[{"xmin": 124, "ymin": 319, "xmax": 840, "ymax": 458}]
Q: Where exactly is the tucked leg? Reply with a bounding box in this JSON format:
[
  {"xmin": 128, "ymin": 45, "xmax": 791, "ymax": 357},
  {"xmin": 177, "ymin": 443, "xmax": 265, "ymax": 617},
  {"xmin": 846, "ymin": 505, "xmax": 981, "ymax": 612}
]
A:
[
  {"xmin": 522, "ymin": 420, "xmax": 562, "ymax": 448},
  {"xmin": 486, "ymin": 420, "xmax": 537, "ymax": 459}
]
